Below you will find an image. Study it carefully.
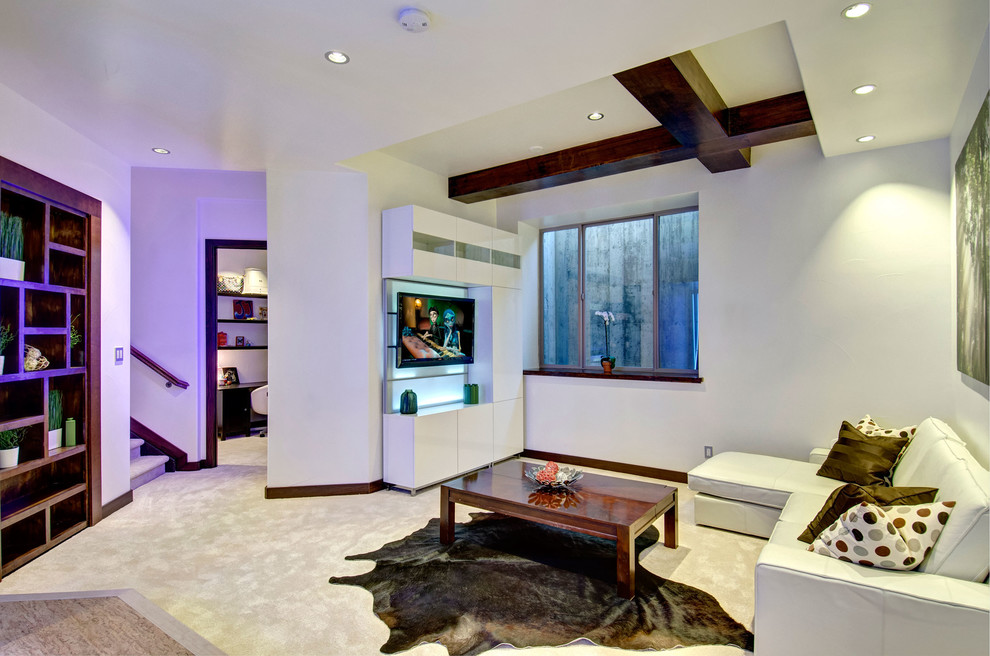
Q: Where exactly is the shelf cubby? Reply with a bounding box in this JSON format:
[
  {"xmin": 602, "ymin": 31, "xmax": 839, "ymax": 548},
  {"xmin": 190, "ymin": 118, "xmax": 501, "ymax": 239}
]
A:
[
  {"xmin": 14, "ymin": 422, "xmax": 46, "ymax": 464},
  {"xmin": 0, "ymin": 286, "xmax": 18, "ymax": 374},
  {"xmin": 50, "ymin": 373, "xmax": 85, "ymax": 445},
  {"xmin": 24, "ymin": 333, "xmax": 66, "ymax": 370},
  {"xmin": 49, "ymin": 206, "xmax": 86, "ymax": 251},
  {"xmin": 69, "ymin": 295, "xmax": 84, "ymax": 367},
  {"xmin": 1, "ymin": 511, "xmax": 45, "ymax": 566},
  {"xmin": 0, "ymin": 189, "xmax": 45, "ymax": 284},
  {"xmin": 48, "ymin": 250, "xmax": 85, "ymax": 289},
  {"xmin": 0, "ymin": 379, "xmax": 43, "ymax": 423},
  {"xmin": 24, "ymin": 288, "xmax": 67, "ymax": 327},
  {"xmin": 51, "ymin": 488, "xmax": 87, "ymax": 538}
]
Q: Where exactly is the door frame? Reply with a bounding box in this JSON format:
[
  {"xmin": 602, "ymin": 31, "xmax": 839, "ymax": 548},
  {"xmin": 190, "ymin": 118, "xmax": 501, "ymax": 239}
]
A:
[{"xmin": 204, "ymin": 239, "xmax": 267, "ymax": 468}]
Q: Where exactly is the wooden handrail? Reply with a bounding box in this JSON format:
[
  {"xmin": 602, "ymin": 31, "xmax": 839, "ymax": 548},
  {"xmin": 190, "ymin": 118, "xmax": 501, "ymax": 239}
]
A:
[{"xmin": 131, "ymin": 346, "xmax": 189, "ymax": 389}]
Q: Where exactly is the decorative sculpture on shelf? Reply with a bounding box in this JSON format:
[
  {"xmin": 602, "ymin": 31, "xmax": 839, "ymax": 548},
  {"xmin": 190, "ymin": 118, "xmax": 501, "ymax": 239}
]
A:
[{"xmin": 24, "ymin": 344, "xmax": 49, "ymax": 371}]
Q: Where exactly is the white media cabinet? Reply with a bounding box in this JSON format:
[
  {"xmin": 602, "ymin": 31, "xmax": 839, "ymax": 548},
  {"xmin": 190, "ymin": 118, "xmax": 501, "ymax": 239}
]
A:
[{"xmin": 382, "ymin": 205, "xmax": 524, "ymax": 492}]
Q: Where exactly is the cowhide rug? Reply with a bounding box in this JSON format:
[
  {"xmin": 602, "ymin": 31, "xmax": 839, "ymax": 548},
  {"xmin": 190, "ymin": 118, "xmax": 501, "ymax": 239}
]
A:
[{"xmin": 329, "ymin": 512, "xmax": 753, "ymax": 655}]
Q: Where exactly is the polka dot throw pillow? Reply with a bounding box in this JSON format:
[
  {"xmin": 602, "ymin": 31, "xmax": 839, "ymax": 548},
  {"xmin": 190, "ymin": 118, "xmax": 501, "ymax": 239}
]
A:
[
  {"xmin": 856, "ymin": 415, "xmax": 917, "ymax": 439},
  {"xmin": 809, "ymin": 501, "xmax": 955, "ymax": 570}
]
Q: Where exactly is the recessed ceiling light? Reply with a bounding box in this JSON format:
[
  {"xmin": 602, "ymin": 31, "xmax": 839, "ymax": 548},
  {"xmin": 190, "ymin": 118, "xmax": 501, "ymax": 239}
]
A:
[
  {"xmin": 324, "ymin": 50, "xmax": 350, "ymax": 64},
  {"xmin": 856, "ymin": 135, "xmax": 876, "ymax": 143},
  {"xmin": 842, "ymin": 3, "xmax": 871, "ymax": 19},
  {"xmin": 587, "ymin": 112, "xmax": 604, "ymax": 121},
  {"xmin": 152, "ymin": 148, "xmax": 170, "ymax": 155},
  {"xmin": 853, "ymin": 84, "xmax": 877, "ymax": 95}
]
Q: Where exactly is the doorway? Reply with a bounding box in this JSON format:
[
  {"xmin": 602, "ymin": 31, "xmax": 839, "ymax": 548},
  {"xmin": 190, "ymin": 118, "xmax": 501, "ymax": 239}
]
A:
[{"xmin": 205, "ymin": 239, "xmax": 268, "ymax": 468}]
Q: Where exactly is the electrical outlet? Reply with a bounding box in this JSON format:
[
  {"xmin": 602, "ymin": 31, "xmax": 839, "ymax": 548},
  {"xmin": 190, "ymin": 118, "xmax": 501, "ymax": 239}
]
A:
[
  {"xmin": 704, "ymin": 446, "xmax": 713, "ymax": 458},
  {"xmin": 115, "ymin": 347, "xmax": 124, "ymax": 365}
]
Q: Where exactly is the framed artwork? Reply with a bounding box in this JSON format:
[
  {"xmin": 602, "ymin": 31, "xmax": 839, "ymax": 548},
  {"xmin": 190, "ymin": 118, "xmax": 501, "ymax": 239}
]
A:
[
  {"xmin": 259, "ymin": 306, "xmax": 268, "ymax": 320},
  {"xmin": 235, "ymin": 336, "xmax": 245, "ymax": 347},
  {"xmin": 233, "ymin": 300, "xmax": 254, "ymax": 320},
  {"xmin": 220, "ymin": 367, "xmax": 239, "ymax": 386},
  {"xmin": 955, "ymin": 92, "xmax": 989, "ymax": 385}
]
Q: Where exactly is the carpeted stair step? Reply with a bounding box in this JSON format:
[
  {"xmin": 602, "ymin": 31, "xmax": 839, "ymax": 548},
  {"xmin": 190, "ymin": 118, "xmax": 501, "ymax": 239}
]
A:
[
  {"xmin": 130, "ymin": 455, "xmax": 169, "ymax": 490},
  {"xmin": 130, "ymin": 438, "xmax": 143, "ymax": 461}
]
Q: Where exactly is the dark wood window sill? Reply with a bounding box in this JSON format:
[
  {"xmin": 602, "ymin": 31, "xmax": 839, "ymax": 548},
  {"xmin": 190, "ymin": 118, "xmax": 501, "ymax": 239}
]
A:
[{"xmin": 523, "ymin": 369, "xmax": 703, "ymax": 383}]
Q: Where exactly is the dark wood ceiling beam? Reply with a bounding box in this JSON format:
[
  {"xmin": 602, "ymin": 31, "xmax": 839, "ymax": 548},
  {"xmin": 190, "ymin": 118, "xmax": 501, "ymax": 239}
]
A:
[
  {"xmin": 449, "ymin": 92, "xmax": 815, "ymax": 204},
  {"xmin": 448, "ymin": 127, "xmax": 689, "ymax": 203},
  {"xmin": 614, "ymin": 51, "xmax": 751, "ymax": 173}
]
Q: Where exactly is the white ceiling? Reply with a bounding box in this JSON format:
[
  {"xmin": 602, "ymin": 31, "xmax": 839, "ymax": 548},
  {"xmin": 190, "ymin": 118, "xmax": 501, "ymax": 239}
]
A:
[{"xmin": 0, "ymin": 1, "xmax": 986, "ymax": 180}]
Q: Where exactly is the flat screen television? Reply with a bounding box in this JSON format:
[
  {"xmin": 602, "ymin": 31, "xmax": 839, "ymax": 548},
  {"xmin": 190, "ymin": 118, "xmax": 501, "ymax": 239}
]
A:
[{"xmin": 396, "ymin": 292, "xmax": 475, "ymax": 368}]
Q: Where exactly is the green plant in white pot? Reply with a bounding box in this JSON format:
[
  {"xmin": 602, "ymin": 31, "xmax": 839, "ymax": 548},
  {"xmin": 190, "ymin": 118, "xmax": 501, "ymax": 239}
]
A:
[
  {"xmin": 0, "ymin": 212, "xmax": 25, "ymax": 281},
  {"xmin": 0, "ymin": 320, "xmax": 14, "ymax": 374},
  {"xmin": 48, "ymin": 390, "xmax": 63, "ymax": 451},
  {"xmin": 0, "ymin": 427, "xmax": 26, "ymax": 468}
]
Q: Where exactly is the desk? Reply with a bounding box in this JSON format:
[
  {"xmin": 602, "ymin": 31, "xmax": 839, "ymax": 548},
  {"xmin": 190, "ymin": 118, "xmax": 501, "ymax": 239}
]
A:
[{"xmin": 217, "ymin": 381, "xmax": 267, "ymax": 439}]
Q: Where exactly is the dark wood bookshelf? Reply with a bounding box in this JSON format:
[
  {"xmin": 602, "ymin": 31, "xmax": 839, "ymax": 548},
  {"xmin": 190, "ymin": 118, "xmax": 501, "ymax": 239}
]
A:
[
  {"xmin": 217, "ymin": 291, "xmax": 267, "ymax": 299},
  {"xmin": 0, "ymin": 155, "xmax": 100, "ymax": 579}
]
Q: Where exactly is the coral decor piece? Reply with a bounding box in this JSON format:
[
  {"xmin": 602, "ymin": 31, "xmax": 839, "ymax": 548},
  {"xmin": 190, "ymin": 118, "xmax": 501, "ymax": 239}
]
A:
[{"xmin": 525, "ymin": 461, "xmax": 584, "ymax": 489}]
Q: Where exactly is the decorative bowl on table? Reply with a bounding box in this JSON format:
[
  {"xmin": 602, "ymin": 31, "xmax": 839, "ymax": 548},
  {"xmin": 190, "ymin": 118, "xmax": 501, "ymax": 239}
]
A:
[{"xmin": 524, "ymin": 461, "xmax": 584, "ymax": 489}]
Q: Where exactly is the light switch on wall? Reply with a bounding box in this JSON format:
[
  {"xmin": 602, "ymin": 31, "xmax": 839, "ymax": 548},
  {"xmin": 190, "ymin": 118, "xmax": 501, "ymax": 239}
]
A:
[{"xmin": 115, "ymin": 347, "xmax": 124, "ymax": 364}]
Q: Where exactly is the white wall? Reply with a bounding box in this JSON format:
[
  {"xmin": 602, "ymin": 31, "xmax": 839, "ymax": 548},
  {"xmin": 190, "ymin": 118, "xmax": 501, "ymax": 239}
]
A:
[
  {"xmin": 265, "ymin": 167, "xmax": 375, "ymax": 487},
  {"xmin": 502, "ymin": 135, "xmax": 985, "ymax": 471},
  {"xmin": 948, "ymin": 26, "xmax": 990, "ymax": 466},
  {"xmin": 131, "ymin": 169, "xmax": 265, "ymax": 462},
  {"xmin": 0, "ymin": 82, "xmax": 132, "ymax": 506}
]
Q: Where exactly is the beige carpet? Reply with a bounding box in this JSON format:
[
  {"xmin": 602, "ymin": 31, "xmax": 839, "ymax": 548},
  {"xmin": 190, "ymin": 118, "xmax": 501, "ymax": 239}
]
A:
[{"xmin": 0, "ymin": 437, "xmax": 765, "ymax": 655}]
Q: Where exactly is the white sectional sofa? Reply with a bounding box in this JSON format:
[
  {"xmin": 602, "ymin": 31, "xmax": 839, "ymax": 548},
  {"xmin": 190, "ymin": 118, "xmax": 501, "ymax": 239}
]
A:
[{"xmin": 688, "ymin": 417, "xmax": 990, "ymax": 656}]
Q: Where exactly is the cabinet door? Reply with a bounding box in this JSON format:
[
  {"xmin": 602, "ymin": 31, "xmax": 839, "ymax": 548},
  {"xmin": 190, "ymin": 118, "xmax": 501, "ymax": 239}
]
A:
[
  {"xmin": 492, "ymin": 228, "xmax": 522, "ymax": 289},
  {"xmin": 219, "ymin": 388, "xmax": 252, "ymax": 437},
  {"xmin": 456, "ymin": 219, "xmax": 492, "ymax": 286},
  {"xmin": 493, "ymin": 398, "xmax": 524, "ymax": 461},
  {"xmin": 457, "ymin": 404, "xmax": 493, "ymax": 474},
  {"xmin": 413, "ymin": 412, "xmax": 459, "ymax": 487}
]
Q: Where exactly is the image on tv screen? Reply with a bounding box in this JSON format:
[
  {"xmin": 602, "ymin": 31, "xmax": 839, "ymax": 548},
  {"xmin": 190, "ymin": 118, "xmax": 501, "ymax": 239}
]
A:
[{"xmin": 397, "ymin": 293, "xmax": 474, "ymax": 367}]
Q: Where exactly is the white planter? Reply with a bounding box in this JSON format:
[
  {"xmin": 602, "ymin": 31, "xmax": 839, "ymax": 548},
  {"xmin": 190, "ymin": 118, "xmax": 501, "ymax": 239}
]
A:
[
  {"xmin": 0, "ymin": 256, "xmax": 25, "ymax": 281},
  {"xmin": 48, "ymin": 428, "xmax": 62, "ymax": 451},
  {"xmin": 0, "ymin": 355, "xmax": 5, "ymax": 374},
  {"xmin": 0, "ymin": 447, "xmax": 19, "ymax": 468}
]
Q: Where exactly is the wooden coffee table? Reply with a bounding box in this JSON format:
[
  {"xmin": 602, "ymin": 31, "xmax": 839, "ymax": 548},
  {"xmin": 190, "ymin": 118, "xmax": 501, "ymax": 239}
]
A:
[{"xmin": 440, "ymin": 459, "xmax": 677, "ymax": 599}]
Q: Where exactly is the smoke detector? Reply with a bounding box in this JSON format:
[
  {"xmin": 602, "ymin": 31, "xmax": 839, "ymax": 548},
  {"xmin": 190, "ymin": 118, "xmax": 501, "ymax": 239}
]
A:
[{"xmin": 398, "ymin": 7, "xmax": 431, "ymax": 32}]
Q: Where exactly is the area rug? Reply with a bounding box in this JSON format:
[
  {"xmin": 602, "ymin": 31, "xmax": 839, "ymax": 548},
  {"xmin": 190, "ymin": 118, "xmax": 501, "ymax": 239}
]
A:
[
  {"xmin": 329, "ymin": 512, "xmax": 753, "ymax": 655},
  {"xmin": 0, "ymin": 589, "xmax": 224, "ymax": 655}
]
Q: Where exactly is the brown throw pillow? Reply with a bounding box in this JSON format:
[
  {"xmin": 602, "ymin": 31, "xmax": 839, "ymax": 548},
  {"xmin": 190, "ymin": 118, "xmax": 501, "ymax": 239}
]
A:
[
  {"xmin": 816, "ymin": 421, "xmax": 909, "ymax": 486},
  {"xmin": 798, "ymin": 483, "xmax": 938, "ymax": 543}
]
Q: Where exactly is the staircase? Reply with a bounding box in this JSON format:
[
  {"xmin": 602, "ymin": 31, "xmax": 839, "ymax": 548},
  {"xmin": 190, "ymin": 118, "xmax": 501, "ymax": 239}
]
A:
[{"xmin": 129, "ymin": 438, "xmax": 170, "ymax": 490}]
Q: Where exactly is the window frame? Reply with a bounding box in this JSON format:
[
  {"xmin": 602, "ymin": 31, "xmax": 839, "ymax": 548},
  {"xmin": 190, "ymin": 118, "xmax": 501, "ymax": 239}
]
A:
[{"xmin": 538, "ymin": 206, "xmax": 699, "ymax": 375}]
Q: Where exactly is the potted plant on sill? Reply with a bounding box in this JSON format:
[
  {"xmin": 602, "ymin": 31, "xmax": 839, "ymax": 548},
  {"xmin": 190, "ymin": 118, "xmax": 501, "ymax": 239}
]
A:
[
  {"xmin": 0, "ymin": 320, "xmax": 14, "ymax": 374},
  {"xmin": 594, "ymin": 310, "xmax": 617, "ymax": 374},
  {"xmin": 0, "ymin": 427, "xmax": 26, "ymax": 468},
  {"xmin": 0, "ymin": 211, "xmax": 25, "ymax": 281},
  {"xmin": 48, "ymin": 389, "xmax": 63, "ymax": 451}
]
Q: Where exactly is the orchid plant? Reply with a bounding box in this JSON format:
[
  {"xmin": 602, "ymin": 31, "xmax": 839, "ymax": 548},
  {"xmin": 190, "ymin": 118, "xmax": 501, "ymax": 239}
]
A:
[{"xmin": 594, "ymin": 310, "xmax": 616, "ymax": 363}]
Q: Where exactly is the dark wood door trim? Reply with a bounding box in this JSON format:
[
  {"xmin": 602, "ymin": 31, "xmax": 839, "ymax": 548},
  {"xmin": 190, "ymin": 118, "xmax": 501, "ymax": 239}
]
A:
[{"xmin": 204, "ymin": 239, "xmax": 267, "ymax": 468}]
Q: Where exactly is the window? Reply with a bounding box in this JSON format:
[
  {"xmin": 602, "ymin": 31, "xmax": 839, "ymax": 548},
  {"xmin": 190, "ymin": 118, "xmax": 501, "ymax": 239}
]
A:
[{"xmin": 540, "ymin": 208, "xmax": 699, "ymax": 374}]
